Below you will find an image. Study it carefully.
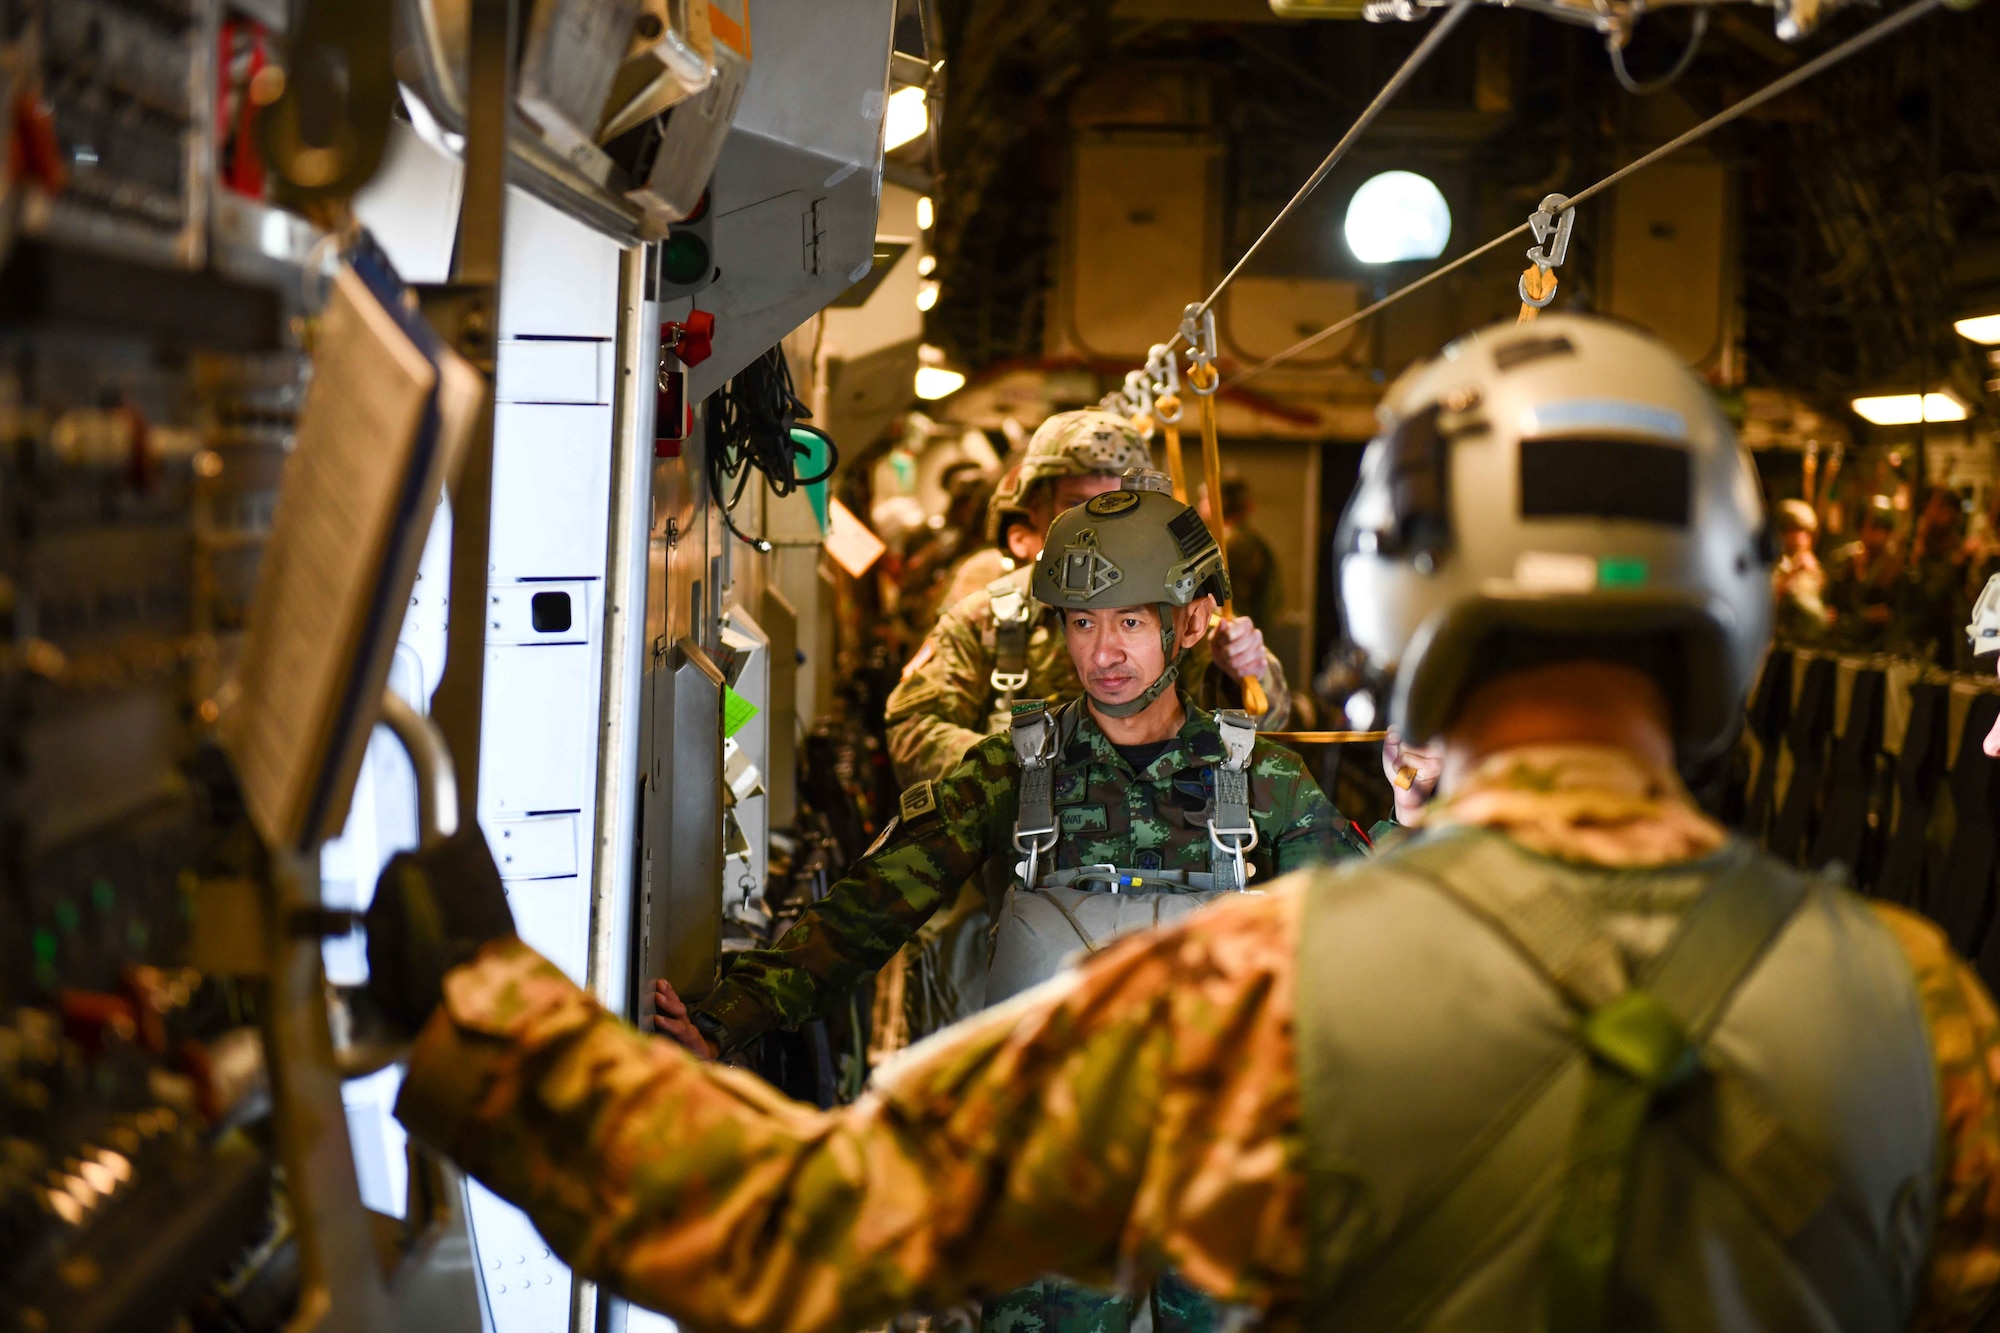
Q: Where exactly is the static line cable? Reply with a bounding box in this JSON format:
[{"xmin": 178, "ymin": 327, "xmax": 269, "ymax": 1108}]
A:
[
  {"xmin": 1224, "ymin": 0, "xmax": 1950, "ymax": 390},
  {"xmin": 1164, "ymin": 0, "xmax": 1474, "ymax": 356}
]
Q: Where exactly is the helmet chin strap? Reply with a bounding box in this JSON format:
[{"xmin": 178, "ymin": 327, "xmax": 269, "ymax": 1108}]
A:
[{"xmin": 1088, "ymin": 603, "xmax": 1186, "ymax": 719}]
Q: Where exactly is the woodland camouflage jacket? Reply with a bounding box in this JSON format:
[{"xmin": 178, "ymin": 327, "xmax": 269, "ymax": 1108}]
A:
[{"xmin": 696, "ymin": 696, "xmax": 1363, "ymax": 1051}]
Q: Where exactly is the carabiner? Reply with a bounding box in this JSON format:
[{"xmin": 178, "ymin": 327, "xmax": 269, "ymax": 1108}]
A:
[
  {"xmin": 1181, "ymin": 304, "xmax": 1220, "ymax": 397},
  {"xmin": 1148, "ymin": 343, "xmax": 1183, "ymax": 422}
]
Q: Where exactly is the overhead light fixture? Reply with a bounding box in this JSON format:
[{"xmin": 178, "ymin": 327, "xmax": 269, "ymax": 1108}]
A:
[
  {"xmin": 1955, "ymin": 314, "xmax": 2000, "ymax": 345},
  {"xmin": 915, "ymin": 365, "xmax": 965, "ymax": 400},
  {"xmin": 917, "ymin": 254, "xmax": 936, "ymax": 277},
  {"xmin": 916, "ymin": 279, "xmax": 939, "ymax": 311},
  {"xmin": 1344, "ymin": 171, "xmax": 1452, "ymax": 265},
  {"xmin": 916, "ymin": 196, "xmax": 934, "ymax": 231},
  {"xmin": 883, "ymin": 86, "xmax": 928, "ymax": 152},
  {"xmin": 1850, "ymin": 389, "xmax": 1971, "ymax": 425}
]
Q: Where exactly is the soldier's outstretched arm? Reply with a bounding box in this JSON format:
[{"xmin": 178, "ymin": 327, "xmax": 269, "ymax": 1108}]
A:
[
  {"xmin": 396, "ymin": 887, "xmax": 1304, "ymax": 1333},
  {"xmin": 884, "ymin": 598, "xmax": 996, "ymax": 785},
  {"xmin": 695, "ymin": 734, "xmax": 1016, "ymax": 1051},
  {"xmin": 1258, "ymin": 741, "xmax": 1369, "ymax": 871}
]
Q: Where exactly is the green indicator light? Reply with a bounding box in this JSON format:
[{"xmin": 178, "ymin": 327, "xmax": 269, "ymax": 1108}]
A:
[
  {"xmin": 661, "ymin": 232, "xmax": 711, "ymax": 286},
  {"xmin": 53, "ymin": 899, "xmax": 80, "ymax": 934},
  {"xmin": 32, "ymin": 928, "xmax": 57, "ymax": 962},
  {"xmin": 91, "ymin": 878, "xmax": 115, "ymax": 909},
  {"xmin": 1599, "ymin": 556, "xmax": 1649, "ymax": 588}
]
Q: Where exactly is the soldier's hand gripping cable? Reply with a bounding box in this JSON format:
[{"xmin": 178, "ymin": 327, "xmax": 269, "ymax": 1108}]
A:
[{"xmin": 375, "ymin": 315, "xmax": 2000, "ymax": 1333}]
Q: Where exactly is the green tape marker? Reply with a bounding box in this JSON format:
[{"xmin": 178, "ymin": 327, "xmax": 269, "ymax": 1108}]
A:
[
  {"xmin": 723, "ymin": 686, "xmax": 760, "ymax": 740},
  {"xmin": 1598, "ymin": 556, "xmax": 1649, "ymax": 588}
]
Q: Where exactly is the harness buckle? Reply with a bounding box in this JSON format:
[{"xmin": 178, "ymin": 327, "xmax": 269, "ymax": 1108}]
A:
[
  {"xmin": 1207, "ymin": 818, "xmax": 1260, "ymax": 892},
  {"xmin": 1013, "ymin": 826, "xmax": 1058, "ymax": 888}
]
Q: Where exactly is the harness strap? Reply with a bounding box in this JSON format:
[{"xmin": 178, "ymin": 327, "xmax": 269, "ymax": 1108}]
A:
[
  {"xmin": 1207, "ymin": 709, "xmax": 1259, "ymax": 891},
  {"xmin": 1010, "ymin": 701, "xmax": 1059, "ymax": 887},
  {"xmin": 986, "ymin": 576, "xmax": 1037, "ymax": 732},
  {"xmin": 1317, "ymin": 834, "xmax": 1823, "ymax": 1332}
]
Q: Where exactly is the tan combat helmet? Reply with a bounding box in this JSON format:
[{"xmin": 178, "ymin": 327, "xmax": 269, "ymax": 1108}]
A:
[
  {"xmin": 986, "ymin": 409, "xmax": 1154, "ymax": 548},
  {"xmin": 1337, "ymin": 312, "xmax": 1773, "ymax": 756},
  {"xmin": 1033, "ymin": 470, "xmax": 1229, "ymax": 717}
]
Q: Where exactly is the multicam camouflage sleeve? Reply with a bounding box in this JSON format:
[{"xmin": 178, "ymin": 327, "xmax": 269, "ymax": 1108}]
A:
[
  {"xmin": 695, "ymin": 734, "xmax": 1019, "ymax": 1049},
  {"xmin": 1873, "ymin": 903, "xmax": 2000, "ymax": 1332},
  {"xmin": 883, "ymin": 602, "xmax": 1004, "ymax": 787},
  {"xmin": 396, "ymin": 891, "xmax": 1313, "ymax": 1333}
]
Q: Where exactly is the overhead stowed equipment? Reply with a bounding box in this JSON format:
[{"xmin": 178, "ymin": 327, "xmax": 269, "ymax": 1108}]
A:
[{"xmin": 393, "ymin": 0, "xmax": 751, "ymax": 240}]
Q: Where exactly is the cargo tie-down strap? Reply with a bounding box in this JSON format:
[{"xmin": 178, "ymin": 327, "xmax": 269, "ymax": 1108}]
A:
[{"xmin": 1321, "ymin": 835, "xmax": 1828, "ymax": 1333}]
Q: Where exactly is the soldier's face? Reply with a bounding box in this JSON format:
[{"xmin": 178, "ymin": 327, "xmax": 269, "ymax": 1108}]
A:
[{"xmin": 1062, "ymin": 600, "xmax": 1214, "ymax": 707}]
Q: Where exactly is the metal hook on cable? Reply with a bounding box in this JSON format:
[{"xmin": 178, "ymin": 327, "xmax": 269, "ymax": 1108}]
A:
[
  {"xmin": 1148, "ymin": 343, "xmax": 1190, "ymax": 502},
  {"xmin": 1123, "ymin": 369, "xmax": 1157, "ymax": 439},
  {"xmin": 1180, "ymin": 305, "xmax": 1220, "ymax": 397},
  {"xmin": 1147, "ymin": 344, "xmax": 1182, "ymax": 423},
  {"xmin": 1518, "ymin": 193, "xmax": 1575, "ymax": 322}
]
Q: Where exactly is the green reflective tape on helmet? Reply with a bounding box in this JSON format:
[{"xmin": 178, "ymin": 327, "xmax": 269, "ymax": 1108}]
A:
[{"xmin": 1598, "ymin": 556, "xmax": 1650, "ymax": 588}]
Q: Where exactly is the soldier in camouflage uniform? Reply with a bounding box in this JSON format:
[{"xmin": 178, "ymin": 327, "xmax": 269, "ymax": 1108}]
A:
[
  {"xmin": 878, "ymin": 410, "xmax": 1291, "ymax": 1051},
  {"xmin": 660, "ymin": 474, "xmax": 1360, "ymax": 1331},
  {"xmin": 374, "ymin": 314, "xmax": 2000, "ymax": 1333},
  {"xmin": 890, "ymin": 408, "xmax": 1290, "ymax": 786}
]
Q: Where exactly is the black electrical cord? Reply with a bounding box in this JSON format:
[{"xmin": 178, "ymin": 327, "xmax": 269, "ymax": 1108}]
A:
[{"xmin": 706, "ymin": 345, "xmax": 839, "ymax": 551}]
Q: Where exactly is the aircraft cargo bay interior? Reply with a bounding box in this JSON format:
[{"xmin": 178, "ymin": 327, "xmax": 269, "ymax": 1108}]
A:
[{"xmin": 5, "ymin": 0, "xmax": 2000, "ymax": 1329}]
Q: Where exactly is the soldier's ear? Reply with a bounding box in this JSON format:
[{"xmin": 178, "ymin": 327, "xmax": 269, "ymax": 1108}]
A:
[{"xmin": 1177, "ymin": 597, "xmax": 1216, "ymax": 649}]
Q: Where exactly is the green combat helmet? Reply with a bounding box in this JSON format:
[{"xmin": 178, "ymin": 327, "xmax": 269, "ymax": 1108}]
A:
[
  {"xmin": 1032, "ymin": 470, "xmax": 1229, "ymax": 717},
  {"xmin": 986, "ymin": 409, "xmax": 1154, "ymax": 547},
  {"xmin": 1338, "ymin": 312, "xmax": 1773, "ymax": 757}
]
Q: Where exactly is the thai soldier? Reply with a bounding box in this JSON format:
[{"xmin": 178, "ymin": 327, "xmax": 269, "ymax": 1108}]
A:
[
  {"xmin": 669, "ymin": 472, "xmax": 1358, "ymax": 1329},
  {"xmin": 877, "ymin": 410, "xmax": 1291, "ymax": 1049},
  {"xmin": 889, "ymin": 409, "xmax": 1291, "ymax": 787},
  {"xmin": 370, "ymin": 313, "xmax": 2000, "ymax": 1333}
]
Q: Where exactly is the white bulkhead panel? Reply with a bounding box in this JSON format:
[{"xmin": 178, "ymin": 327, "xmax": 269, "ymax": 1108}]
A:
[{"xmin": 327, "ymin": 173, "xmax": 625, "ymax": 1333}]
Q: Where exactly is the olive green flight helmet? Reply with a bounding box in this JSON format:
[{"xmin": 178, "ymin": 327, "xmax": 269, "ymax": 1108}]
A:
[
  {"xmin": 986, "ymin": 409, "xmax": 1154, "ymax": 547},
  {"xmin": 1337, "ymin": 313, "xmax": 1773, "ymax": 756},
  {"xmin": 1033, "ymin": 470, "xmax": 1230, "ymax": 717}
]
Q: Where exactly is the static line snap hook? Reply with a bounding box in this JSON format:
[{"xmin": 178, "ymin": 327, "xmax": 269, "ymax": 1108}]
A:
[
  {"xmin": 1147, "ymin": 343, "xmax": 1183, "ymax": 422},
  {"xmin": 1181, "ymin": 304, "xmax": 1220, "ymax": 397},
  {"xmin": 1123, "ymin": 369, "xmax": 1156, "ymax": 434},
  {"xmin": 1517, "ymin": 193, "xmax": 1575, "ymax": 321},
  {"xmin": 1526, "ymin": 192, "xmax": 1575, "ymax": 271}
]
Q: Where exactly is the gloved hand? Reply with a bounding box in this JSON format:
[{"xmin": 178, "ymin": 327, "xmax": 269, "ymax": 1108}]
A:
[{"xmin": 365, "ymin": 828, "xmax": 516, "ymax": 1035}]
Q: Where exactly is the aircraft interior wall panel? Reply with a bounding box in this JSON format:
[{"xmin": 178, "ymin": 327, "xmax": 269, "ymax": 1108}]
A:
[{"xmin": 490, "ymin": 403, "xmax": 617, "ymax": 578}]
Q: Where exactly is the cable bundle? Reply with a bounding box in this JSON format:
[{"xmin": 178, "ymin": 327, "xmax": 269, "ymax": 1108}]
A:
[{"xmin": 706, "ymin": 346, "xmax": 838, "ymax": 551}]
